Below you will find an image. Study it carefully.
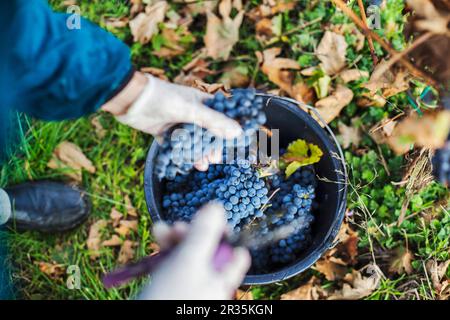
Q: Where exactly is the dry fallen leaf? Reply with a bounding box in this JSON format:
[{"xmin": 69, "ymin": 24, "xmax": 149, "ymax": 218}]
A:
[
  {"xmin": 387, "ymin": 110, "xmax": 450, "ymax": 155},
  {"xmin": 334, "ymin": 221, "xmax": 359, "ymax": 264},
  {"xmin": 426, "ymin": 259, "xmax": 450, "ymax": 292},
  {"xmin": 407, "ymin": 0, "xmax": 450, "ymax": 35},
  {"xmin": 247, "ymin": 0, "xmax": 295, "ymax": 21},
  {"xmin": 104, "ymin": 17, "xmax": 129, "ymax": 29},
  {"xmin": 37, "ymin": 261, "xmax": 66, "ymax": 279},
  {"xmin": 339, "ymin": 69, "xmax": 369, "ymax": 83},
  {"xmin": 316, "ymin": 31, "xmax": 348, "ymax": 75},
  {"xmin": 109, "ymin": 208, "xmax": 123, "ymax": 228},
  {"xmin": 261, "ymin": 47, "xmax": 300, "ymax": 95},
  {"xmin": 389, "ymin": 247, "xmax": 414, "ymax": 275},
  {"xmin": 360, "ymin": 61, "xmax": 410, "ymax": 107},
  {"xmin": 91, "ymin": 116, "xmax": 106, "ymax": 139},
  {"xmin": 255, "ymin": 18, "xmax": 274, "ymax": 43},
  {"xmin": 129, "ymin": 1, "xmax": 168, "ymax": 44},
  {"xmin": 118, "ymin": 240, "xmax": 136, "ymax": 264},
  {"xmin": 174, "ymin": 56, "xmax": 215, "ymax": 87},
  {"xmin": 235, "ymin": 289, "xmax": 253, "ymax": 300},
  {"xmin": 327, "ymin": 268, "xmax": 380, "ymax": 300},
  {"xmin": 193, "ymin": 80, "xmax": 226, "ymax": 94},
  {"xmin": 219, "ymin": 64, "xmax": 250, "ymax": 88},
  {"xmin": 47, "ymin": 141, "xmax": 96, "ymax": 182},
  {"xmin": 114, "ymin": 220, "xmax": 139, "ymax": 237},
  {"xmin": 124, "ymin": 195, "xmax": 138, "ymax": 218},
  {"xmin": 314, "ymin": 85, "xmax": 354, "ymax": 124},
  {"xmin": 204, "ymin": 0, "xmax": 244, "ymax": 60},
  {"xmin": 314, "ymin": 256, "xmax": 348, "ymax": 281},
  {"xmin": 87, "ymin": 219, "xmax": 108, "ymax": 260},
  {"xmin": 281, "ymin": 276, "xmax": 323, "ymax": 300},
  {"xmin": 102, "ymin": 235, "xmax": 123, "ymax": 247},
  {"xmin": 140, "ymin": 67, "xmax": 168, "ymax": 81},
  {"xmin": 153, "ymin": 26, "xmax": 193, "ymax": 58},
  {"xmin": 148, "ymin": 242, "xmax": 161, "ymax": 256},
  {"xmin": 338, "ymin": 122, "xmax": 361, "ymax": 149}
]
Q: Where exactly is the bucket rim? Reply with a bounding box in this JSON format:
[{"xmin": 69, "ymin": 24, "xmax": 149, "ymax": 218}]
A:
[{"xmin": 144, "ymin": 94, "xmax": 348, "ymax": 285}]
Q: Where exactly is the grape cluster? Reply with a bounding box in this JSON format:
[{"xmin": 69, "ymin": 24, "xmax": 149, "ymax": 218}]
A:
[
  {"xmin": 162, "ymin": 159, "xmax": 269, "ymax": 229},
  {"xmin": 215, "ymin": 160, "xmax": 269, "ymax": 230},
  {"xmin": 155, "ymin": 89, "xmax": 266, "ymax": 180},
  {"xmin": 249, "ymin": 168, "xmax": 316, "ymax": 269},
  {"xmin": 161, "ymin": 158, "xmax": 317, "ymax": 271}
]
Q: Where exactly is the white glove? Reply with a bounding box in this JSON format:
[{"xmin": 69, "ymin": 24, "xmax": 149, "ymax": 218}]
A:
[
  {"xmin": 116, "ymin": 74, "xmax": 243, "ymax": 139},
  {"xmin": 139, "ymin": 203, "xmax": 251, "ymax": 300}
]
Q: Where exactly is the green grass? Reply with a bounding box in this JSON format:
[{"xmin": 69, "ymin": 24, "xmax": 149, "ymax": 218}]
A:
[
  {"xmin": 2, "ymin": 0, "xmax": 449, "ymax": 300},
  {"xmin": 2, "ymin": 115, "xmax": 152, "ymax": 299}
]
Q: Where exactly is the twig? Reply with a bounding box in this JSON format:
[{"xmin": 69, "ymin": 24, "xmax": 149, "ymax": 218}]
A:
[
  {"xmin": 330, "ymin": 0, "xmax": 439, "ymax": 88},
  {"xmin": 357, "ymin": 0, "xmax": 378, "ymax": 65}
]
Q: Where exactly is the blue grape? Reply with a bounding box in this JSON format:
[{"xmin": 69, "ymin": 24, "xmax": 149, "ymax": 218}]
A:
[{"xmin": 155, "ymin": 89, "xmax": 266, "ymax": 180}]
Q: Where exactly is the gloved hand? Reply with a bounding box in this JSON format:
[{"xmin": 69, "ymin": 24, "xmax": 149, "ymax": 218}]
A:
[
  {"xmin": 139, "ymin": 203, "xmax": 251, "ymax": 300},
  {"xmin": 115, "ymin": 74, "xmax": 242, "ymax": 139}
]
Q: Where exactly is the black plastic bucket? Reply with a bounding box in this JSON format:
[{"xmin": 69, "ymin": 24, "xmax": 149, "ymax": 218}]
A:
[{"xmin": 144, "ymin": 94, "xmax": 347, "ymax": 285}]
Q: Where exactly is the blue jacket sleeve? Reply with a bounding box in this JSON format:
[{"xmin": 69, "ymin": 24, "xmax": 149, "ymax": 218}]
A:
[{"xmin": 1, "ymin": 0, "xmax": 133, "ymax": 121}]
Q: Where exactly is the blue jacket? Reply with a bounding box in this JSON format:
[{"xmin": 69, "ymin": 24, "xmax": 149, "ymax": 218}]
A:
[{"xmin": 0, "ymin": 0, "xmax": 132, "ymax": 160}]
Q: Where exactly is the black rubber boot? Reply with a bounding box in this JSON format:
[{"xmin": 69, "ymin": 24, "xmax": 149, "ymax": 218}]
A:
[{"xmin": 4, "ymin": 181, "xmax": 91, "ymax": 233}]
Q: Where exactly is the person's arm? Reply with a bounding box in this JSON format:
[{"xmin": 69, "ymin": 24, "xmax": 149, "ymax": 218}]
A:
[{"xmin": 1, "ymin": 0, "xmax": 132, "ymax": 121}]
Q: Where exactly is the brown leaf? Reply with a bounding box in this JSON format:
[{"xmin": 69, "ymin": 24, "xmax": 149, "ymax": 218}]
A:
[
  {"xmin": 389, "ymin": 247, "xmax": 414, "ymax": 275},
  {"xmin": 291, "ymin": 82, "xmax": 316, "ymax": 104},
  {"xmin": 47, "ymin": 141, "xmax": 96, "ymax": 182},
  {"xmin": 316, "ymin": 31, "xmax": 348, "ymax": 75},
  {"xmin": 387, "ymin": 111, "xmax": 450, "ymax": 155},
  {"xmin": 261, "ymin": 47, "xmax": 300, "ymax": 95},
  {"xmin": 118, "ymin": 240, "xmax": 136, "ymax": 264},
  {"xmin": 338, "ymin": 122, "xmax": 361, "ymax": 149},
  {"xmin": 327, "ymin": 269, "xmax": 380, "ymax": 300},
  {"xmin": 314, "ymin": 257, "xmax": 348, "ymax": 281},
  {"xmin": 281, "ymin": 276, "xmax": 323, "ymax": 300},
  {"xmin": 140, "ymin": 67, "xmax": 168, "ymax": 81},
  {"xmin": 91, "ymin": 116, "xmax": 106, "ymax": 139},
  {"xmin": 255, "ymin": 18, "xmax": 274, "ymax": 43},
  {"xmin": 314, "ymin": 85, "xmax": 354, "ymax": 124},
  {"xmin": 104, "ymin": 17, "xmax": 129, "ymax": 29},
  {"xmin": 235, "ymin": 289, "xmax": 253, "ymax": 300},
  {"xmin": 102, "ymin": 235, "xmax": 123, "ymax": 247},
  {"xmin": 129, "ymin": 1, "xmax": 168, "ymax": 44},
  {"xmin": 192, "ymin": 80, "xmax": 226, "ymax": 94},
  {"xmin": 407, "ymin": 0, "xmax": 450, "ymax": 34},
  {"xmin": 362, "ymin": 61, "xmax": 410, "ymax": 106},
  {"xmin": 334, "ymin": 221, "xmax": 359, "ymax": 264},
  {"xmin": 247, "ymin": 0, "xmax": 295, "ymax": 21},
  {"xmin": 339, "ymin": 69, "xmax": 369, "ymax": 83},
  {"xmin": 174, "ymin": 56, "xmax": 215, "ymax": 87},
  {"xmin": 87, "ymin": 219, "xmax": 108, "ymax": 259},
  {"xmin": 114, "ymin": 220, "xmax": 138, "ymax": 237},
  {"xmin": 124, "ymin": 195, "xmax": 138, "ymax": 217},
  {"xmin": 148, "ymin": 242, "xmax": 161, "ymax": 256},
  {"xmin": 219, "ymin": 64, "xmax": 250, "ymax": 88},
  {"xmin": 426, "ymin": 259, "xmax": 450, "ymax": 292},
  {"xmin": 37, "ymin": 261, "xmax": 66, "ymax": 279},
  {"xmin": 109, "ymin": 208, "xmax": 123, "ymax": 227},
  {"xmin": 153, "ymin": 26, "xmax": 193, "ymax": 58},
  {"xmin": 204, "ymin": 0, "xmax": 244, "ymax": 60}
]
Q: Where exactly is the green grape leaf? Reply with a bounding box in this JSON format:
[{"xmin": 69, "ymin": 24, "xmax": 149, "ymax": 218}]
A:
[{"xmin": 282, "ymin": 139, "xmax": 323, "ymax": 178}]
